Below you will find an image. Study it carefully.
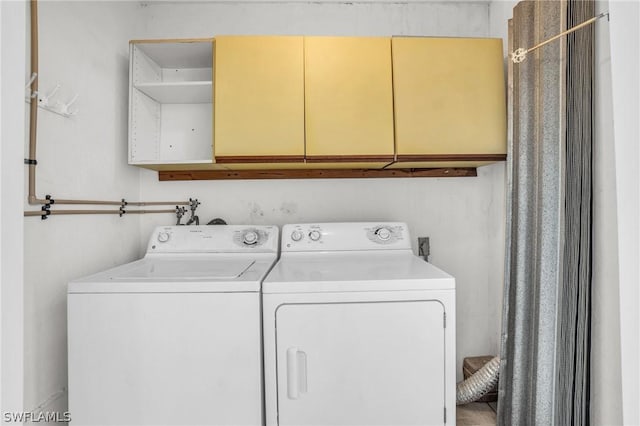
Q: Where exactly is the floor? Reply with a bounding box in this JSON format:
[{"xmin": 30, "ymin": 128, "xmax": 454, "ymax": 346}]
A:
[{"xmin": 456, "ymin": 402, "xmax": 497, "ymax": 425}]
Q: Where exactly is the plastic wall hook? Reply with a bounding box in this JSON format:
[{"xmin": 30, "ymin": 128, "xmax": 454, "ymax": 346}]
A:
[{"xmin": 38, "ymin": 84, "xmax": 60, "ymax": 108}]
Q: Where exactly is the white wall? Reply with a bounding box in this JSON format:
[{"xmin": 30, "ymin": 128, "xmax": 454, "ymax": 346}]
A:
[
  {"xmin": 1, "ymin": 0, "xmax": 26, "ymax": 420},
  {"xmin": 608, "ymin": 1, "xmax": 640, "ymax": 424},
  {"xmin": 22, "ymin": 1, "xmax": 145, "ymax": 418},
  {"xmin": 590, "ymin": 2, "xmax": 624, "ymax": 423},
  {"xmin": 135, "ymin": 1, "xmax": 489, "ymax": 37},
  {"xmin": 135, "ymin": 1, "xmax": 506, "ymax": 381},
  {"xmin": 489, "ymin": 0, "xmax": 517, "ymax": 52},
  {"xmin": 488, "ymin": 0, "xmax": 516, "ymax": 354}
]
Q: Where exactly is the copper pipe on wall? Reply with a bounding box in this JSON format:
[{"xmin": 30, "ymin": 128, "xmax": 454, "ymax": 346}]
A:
[
  {"xmin": 24, "ymin": 0, "xmax": 195, "ymax": 217},
  {"xmin": 127, "ymin": 201, "xmax": 190, "ymax": 206},
  {"xmin": 48, "ymin": 199, "xmax": 189, "ymax": 206},
  {"xmin": 24, "ymin": 209, "xmax": 177, "ymax": 217},
  {"xmin": 27, "ymin": 0, "xmax": 44, "ymax": 205}
]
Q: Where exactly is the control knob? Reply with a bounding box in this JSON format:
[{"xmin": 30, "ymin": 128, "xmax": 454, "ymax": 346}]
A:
[
  {"xmin": 308, "ymin": 230, "xmax": 322, "ymax": 241},
  {"xmin": 243, "ymin": 231, "xmax": 259, "ymax": 245},
  {"xmin": 157, "ymin": 232, "xmax": 170, "ymax": 243},
  {"xmin": 291, "ymin": 230, "xmax": 304, "ymax": 242},
  {"xmin": 375, "ymin": 227, "xmax": 392, "ymax": 241}
]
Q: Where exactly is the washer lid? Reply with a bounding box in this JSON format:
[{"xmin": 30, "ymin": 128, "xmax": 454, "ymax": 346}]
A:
[
  {"xmin": 263, "ymin": 251, "xmax": 455, "ymax": 293},
  {"xmin": 110, "ymin": 258, "xmax": 254, "ymax": 281},
  {"xmin": 68, "ymin": 254, "xmax": 277, "ymax": 293}
]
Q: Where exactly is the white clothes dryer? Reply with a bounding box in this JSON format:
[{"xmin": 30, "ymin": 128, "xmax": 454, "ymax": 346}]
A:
[
  {"xmin": 263, "ymin": 223, "xmax": 456, "ymax": 426},
  {"xmin": 67, "ymin": 225, "xmax": 279, "ymax": 426}
]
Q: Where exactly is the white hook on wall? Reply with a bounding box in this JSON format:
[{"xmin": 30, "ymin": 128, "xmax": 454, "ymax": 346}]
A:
[
  {"xmin": 26, "ymin": 82, "xmax": 79, "ymax": 118},
  {"xmin": 56, "ymin": 94, "xmax": 79, "ymax": 116},
  {"xmin": 25, "ymin": 73, "xmax": 38, "ymax": 98},
  {"xmin": 38, "ymin": 84, "xmax": 60, "ymax": 108}
]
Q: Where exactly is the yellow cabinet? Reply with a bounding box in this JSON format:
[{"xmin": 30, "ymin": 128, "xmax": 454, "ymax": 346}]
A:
[
  {"xmin": 213, "ymin": 36, "xmax": 305, "ymax": 164},
  {"xmin": 130, "ymin": 36, "xmax": 507, "ymax": 176},
  {"xmin": 391, "ymin": 37, "xmax": 507, "ymax": 167},
  {"xmin": 304, "ymin": 37, "xmax": 395, "ymax": 166}
]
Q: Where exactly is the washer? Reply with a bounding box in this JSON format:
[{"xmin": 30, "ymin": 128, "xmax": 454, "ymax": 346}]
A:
[
  {"xmin": 68, "ymin": 225, "xmax": 279, "ymax": 426},
  {"xmin": 263, "ymin": 222, "xmax": 456, "ymax": 426}
]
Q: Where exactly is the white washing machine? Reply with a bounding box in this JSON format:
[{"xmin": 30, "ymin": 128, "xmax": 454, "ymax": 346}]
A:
[
  {"xmin": 67, "ymin": 225, "xmax": 279, "ymax": 426},
  {"xmin": 263, "ymin": 222, "xmax": 456, "ymax": 426}
]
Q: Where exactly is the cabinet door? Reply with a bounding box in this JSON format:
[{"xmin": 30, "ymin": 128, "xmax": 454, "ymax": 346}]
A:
[
  {"xmin": 275, "ymin": 301, "xmax": 446, "ymax": 426},
  {"xmin": 214, "ymin": 36, "xmax": 304, "ymax": 162},
  {"xmin": 392, "ymin": 37, "xmax": 507, "ymax": 162},
  {"xmin": 304, "ymin": 37, "xmax": 394, "ymax": 164}
]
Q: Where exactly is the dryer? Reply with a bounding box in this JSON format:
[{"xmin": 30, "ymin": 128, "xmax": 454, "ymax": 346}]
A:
[
  {"xmin": 263, "ymin": 223, "xmax": 456, "ymax": 426},
  {"xmin": 67, "ymin": 225, "xmax": 279, "ymax": 426}
]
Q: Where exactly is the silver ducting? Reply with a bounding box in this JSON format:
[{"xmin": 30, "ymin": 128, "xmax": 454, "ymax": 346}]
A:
[{"xmin": 456, "ymin": 356, "xmax": 501, "ymax": 405}]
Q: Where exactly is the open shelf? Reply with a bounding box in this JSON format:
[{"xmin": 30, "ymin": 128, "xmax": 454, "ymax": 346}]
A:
[
  {"xmin": 134, "ymin": 81, "xmax": 212, "ymax": 104},
  {"xmin": 129, "ymin": 40, "xmax": 214, "ymax": 165}
]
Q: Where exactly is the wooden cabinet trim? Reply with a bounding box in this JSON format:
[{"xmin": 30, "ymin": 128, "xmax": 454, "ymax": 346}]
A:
[
  {"xmin": 159, "ymin": 168, "xmax": 477, "ymax": 181},
  {"xmin": 396, "ymin": 154, "xmax": 507, "ymax": 162},
  {"xmin": 305, "ymin": 155, "xmax": 394, "ymax": 163},
  {"xmin": 215, "ymin": 155, "xmax": 305, "ymax": 164}
]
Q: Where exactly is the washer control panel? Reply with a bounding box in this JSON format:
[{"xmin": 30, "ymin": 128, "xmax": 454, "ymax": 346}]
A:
[
  {"xmin": 147, "ymin": 225, "xmax": 279, "ymax": 253},
  {"xmin": 282, "ymin": 222, "xmax": 411, "ymax": 252}
]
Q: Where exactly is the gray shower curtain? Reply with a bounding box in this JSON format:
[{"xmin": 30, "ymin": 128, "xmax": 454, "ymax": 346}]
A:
[{"xmin": 498, "ymin": 1, "xmax": 594, "ymax": 424}]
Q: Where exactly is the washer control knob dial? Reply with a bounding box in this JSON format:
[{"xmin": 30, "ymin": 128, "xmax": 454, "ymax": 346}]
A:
[
  {"xmin": 157, "ymin": 232, "xmax": 170, "ymax": 243},
  {"xmin": 308, "ymin": 230, "xmax": 322, "ymax": 241},
  {"xmin": 291, "ymin": 230, "xmax": 304, "ymax": 242},
  {"xmin": 375, "ymin": 227, "xmax": 392, "ymax": 241},
  {"xmin": 243, "ymin": 231, "xmax": 259, "ymax": 245}
]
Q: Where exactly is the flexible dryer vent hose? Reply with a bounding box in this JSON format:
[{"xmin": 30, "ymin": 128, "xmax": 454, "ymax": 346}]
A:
[{"xmin": 456, "ymin": 356, "xmax": 501, "ymax": 405}]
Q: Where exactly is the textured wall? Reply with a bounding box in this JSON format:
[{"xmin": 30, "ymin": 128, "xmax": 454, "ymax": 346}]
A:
[
  {"xmin": 1, "ymin": 0, "xmax": 27, "ymax": 416},
  {"xmin": 608, "ymin": 1, "xmax": 640, "ymax": 423},
  {"xmin": 590, "ymin": 1, "xmax": 623, "ymax": 423},
  {"xmin": 23, "ymin": 1, "xmax": 142, "ymax": 417}
]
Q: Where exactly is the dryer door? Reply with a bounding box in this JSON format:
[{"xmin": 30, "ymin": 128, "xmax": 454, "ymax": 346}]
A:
[{"xmin": 275, "ymin": 300, "xmax": 446, "ymax": 426}]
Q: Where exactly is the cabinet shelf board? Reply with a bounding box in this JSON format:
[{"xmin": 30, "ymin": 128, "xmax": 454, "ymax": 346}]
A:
[
  {"xmin": 134, "ymin": 81, "xmax": 212, "ymax": 104},
  {"xmin": 133, "ymin": 41, "xmax": 213, "ymax": 68}
]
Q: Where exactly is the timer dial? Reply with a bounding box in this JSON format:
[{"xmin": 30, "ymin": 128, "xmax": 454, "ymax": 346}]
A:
[
  {"xmin": 308, "ymin": 230, "xmax": 322, "ymax": 241},
  {"xmin": 243, "ymin": 231, "xmax": 259, "ymax": 245},
  {"xmin": 375, "ymin": 227, "xmax": 392, "ymax": 241}
]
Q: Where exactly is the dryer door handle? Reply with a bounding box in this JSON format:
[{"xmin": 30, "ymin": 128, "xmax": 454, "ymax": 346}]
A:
[{"xmin": 286, "ymin": 347, "xmax": 307, "ymax": 400}]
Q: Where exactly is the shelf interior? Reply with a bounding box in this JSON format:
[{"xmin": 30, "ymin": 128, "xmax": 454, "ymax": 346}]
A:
[
  {"xmin": 136, "ymin": 41, "xmax": 213, "ymax": 69},
  {"xmin": 135, "ymin": 81, "xmax": 212, "ymax": 104}
]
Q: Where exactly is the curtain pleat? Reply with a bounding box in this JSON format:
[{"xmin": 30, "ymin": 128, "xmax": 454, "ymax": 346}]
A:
[
  {"xmin": 556, "ymin": 0, "xmax": 594, "ymax": 424},
  {"xmin": 499, "ymin": 1, "xmax": 594, "ymax": 424}
]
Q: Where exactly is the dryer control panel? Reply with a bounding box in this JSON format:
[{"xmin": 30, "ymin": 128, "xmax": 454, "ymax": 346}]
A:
[
  {"xmin": 282, "ymin": 222, "xmax": 411, "ymax": 252},
  {"xmin": 147, "ymin": 225, "xmax": 279, "ymax": 253}
]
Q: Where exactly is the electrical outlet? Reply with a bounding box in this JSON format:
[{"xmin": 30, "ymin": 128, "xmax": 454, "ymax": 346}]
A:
[{"xmin": 418, "ymin": 237, "xmax": 430, "ymax": 261}]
